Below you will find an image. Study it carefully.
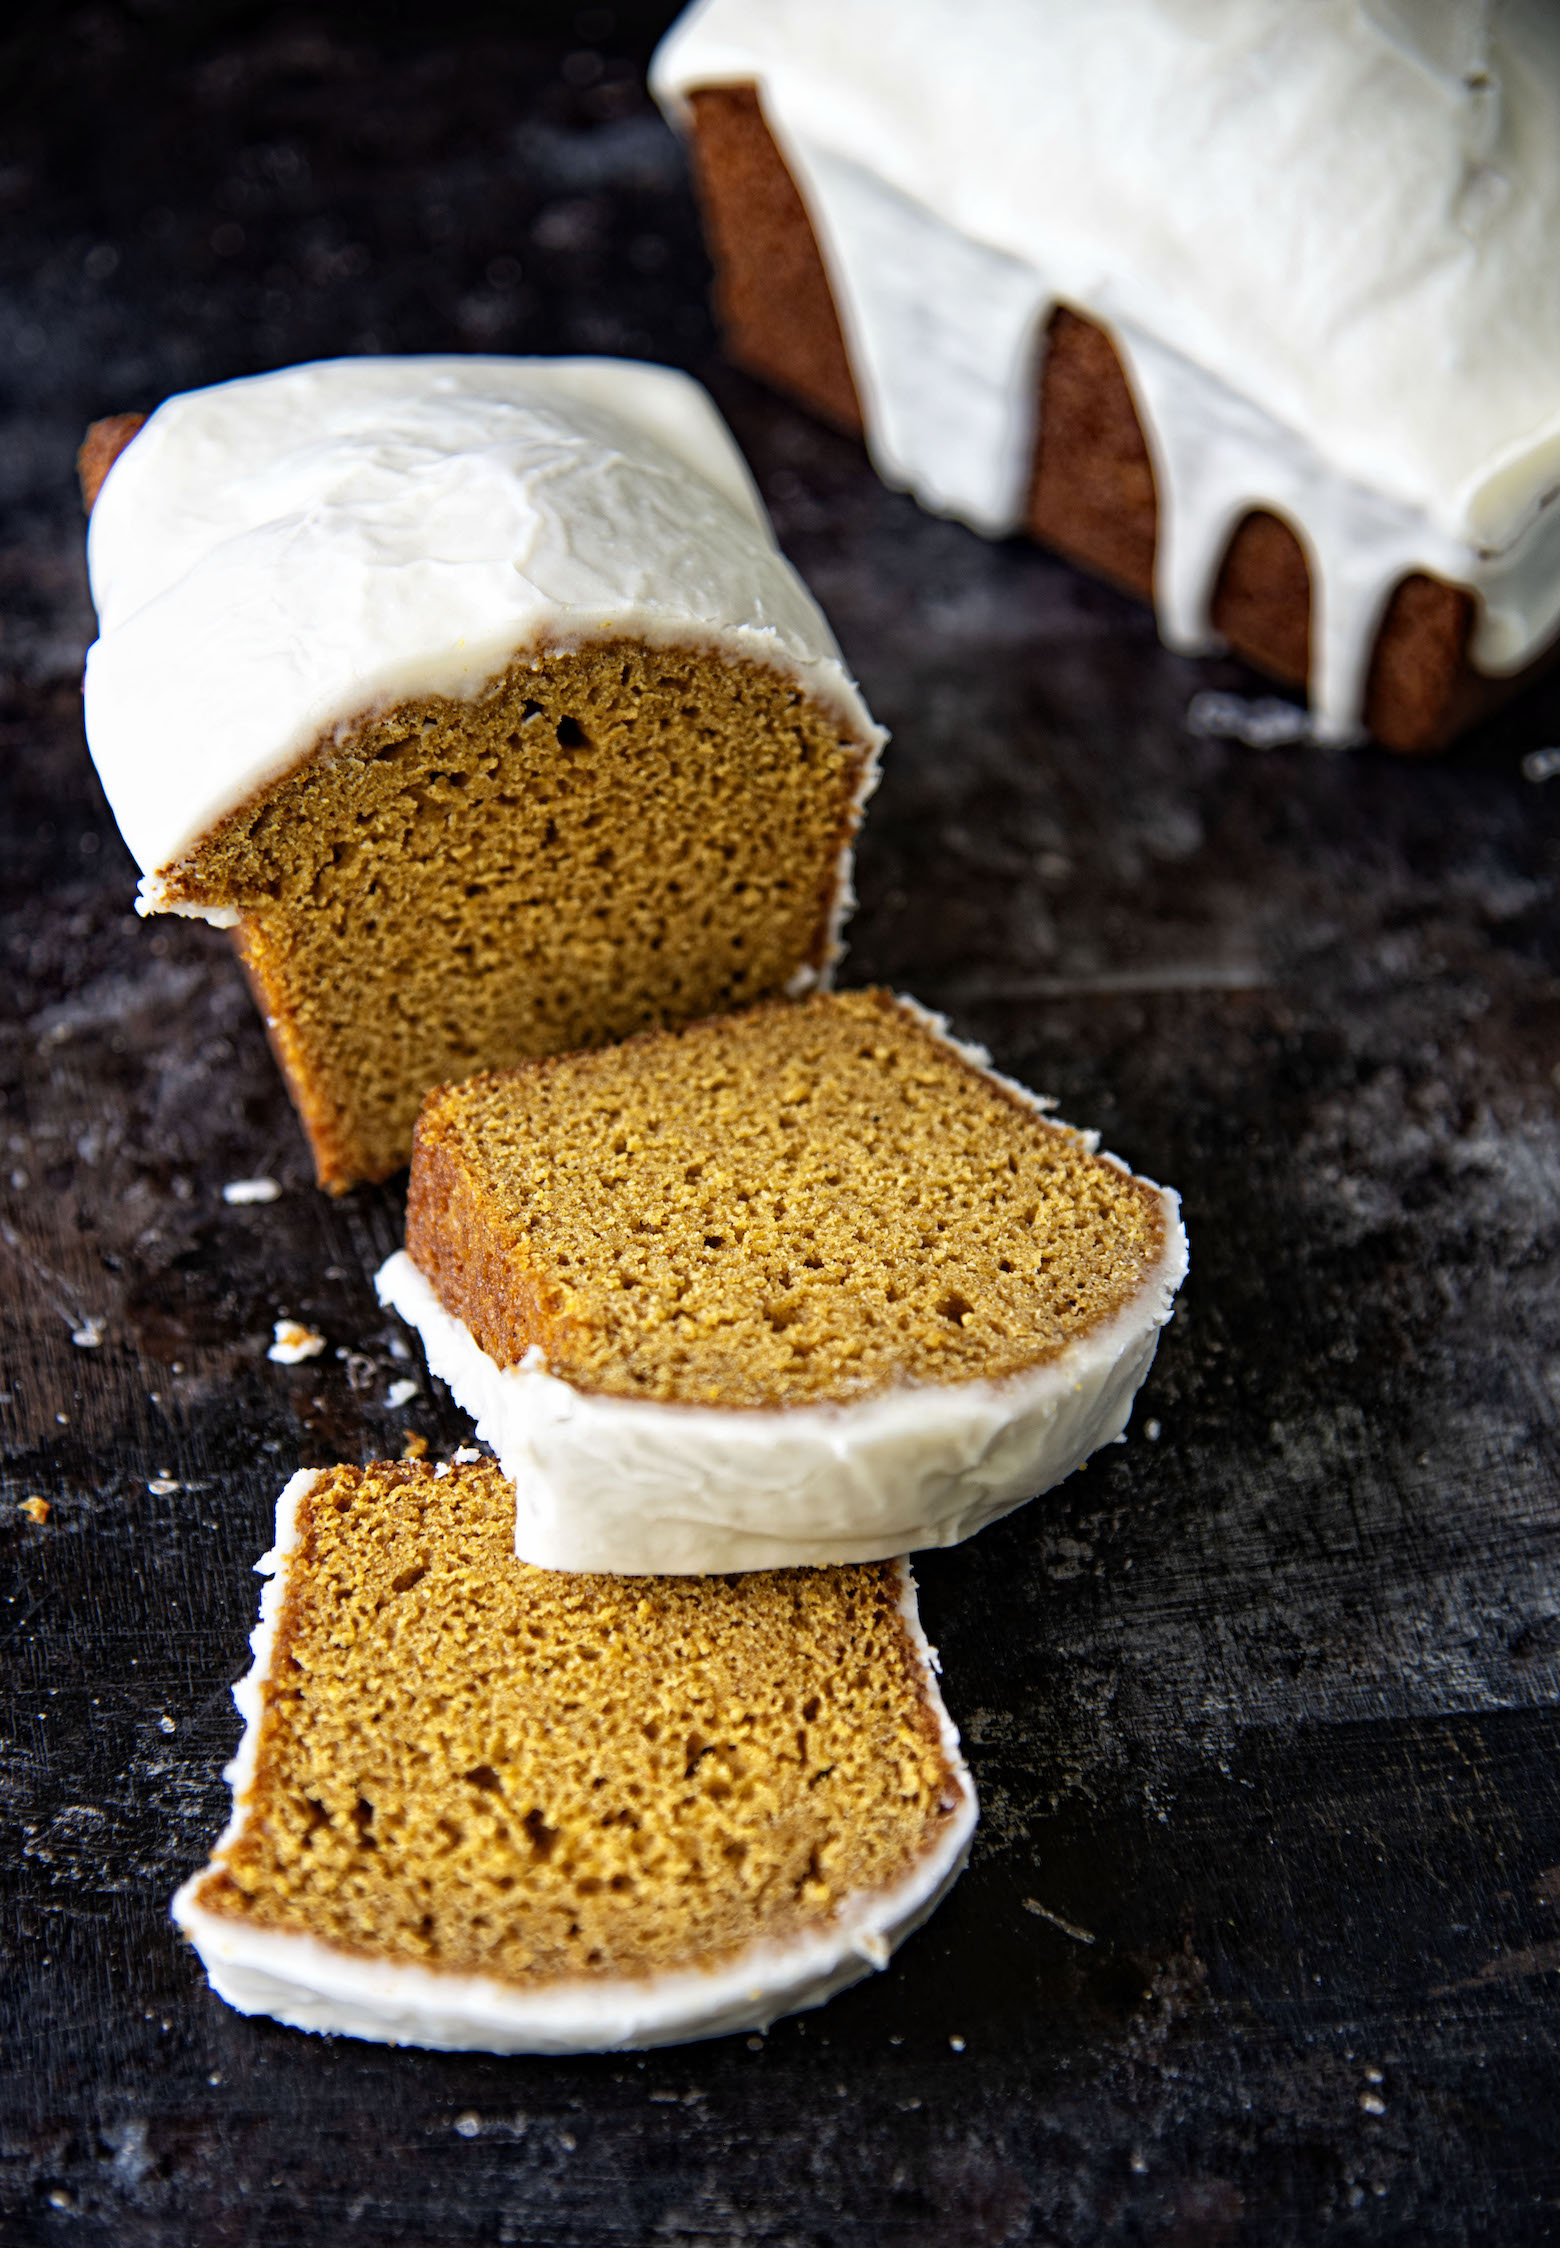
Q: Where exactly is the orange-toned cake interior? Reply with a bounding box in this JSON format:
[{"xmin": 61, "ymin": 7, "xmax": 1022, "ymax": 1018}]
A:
[
  {"xmin": 187, "ymin": 1460, "xmax": 966, "ymax": 1986},
  {"xmin": 158, "ymin": 642, "xmax": 869, "ymax": 1192},
  {"xmin": 406, "ymin": 987, "xmax": 1168, "ymax": 1410}
]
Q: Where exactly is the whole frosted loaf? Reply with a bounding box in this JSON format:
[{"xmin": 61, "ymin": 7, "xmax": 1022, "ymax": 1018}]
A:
[
  {"xmin": 654, "ymin": 0, "xmax": 1560, "ymax": 751},
  {"xmin": 82, "ymin": 356, "xmax": 883, "ymax": 1188}
]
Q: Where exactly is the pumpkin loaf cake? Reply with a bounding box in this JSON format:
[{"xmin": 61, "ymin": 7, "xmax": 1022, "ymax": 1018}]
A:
[
  {"xmin": 172, "ymin": 1460, "xmax": 976, "ymax": 2052},
  {"xmin": 652, "ymin": 0, "xmax": 1560, "ymax": 751},
  {"xmin": 377, "ymin": 988, "xmax": 1188, "ymax": 1573},
  {"xmin": 81, "ymin": 356, "xmax": 882, "ymax": 1189}
]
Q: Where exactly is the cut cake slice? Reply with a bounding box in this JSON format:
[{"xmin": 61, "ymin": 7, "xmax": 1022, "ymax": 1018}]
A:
[
  {"xmin": 172, "ymin": 1461, "xmax": 976, "ymax": 2053},
  {"xmin": 377, "ymin": 988, "xmax": 1188, "ymax": 1572},
  {"xmin": 82, "ymin": 357, "xmax": 881, "ymax": 1189}
]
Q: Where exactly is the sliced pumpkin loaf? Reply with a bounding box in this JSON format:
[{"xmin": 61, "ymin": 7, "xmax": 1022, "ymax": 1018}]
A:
[
  {"xmin": 173, "ymin": 1459, "xmax": 975, "ymax": 2052},
  {"xmin": 379, "ymin": 988, "xmax": 1188, "ymax": 1571},
  {"xmin": 82, "ymin": 357, "xmax": 881, "ymax": 1188}
]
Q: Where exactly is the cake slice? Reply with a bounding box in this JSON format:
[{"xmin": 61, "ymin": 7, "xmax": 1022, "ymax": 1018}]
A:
[
  {"xmin": 377, "ymin": 988, "xmax": 1187, "ymax": 1572},
  {"xmin": 81, "ymin": 356, "xmax": 881, "ymax": 1189},
  {"xmin": 172, "ymin": 1461, "xmax": 976, "ymax": 2053}
]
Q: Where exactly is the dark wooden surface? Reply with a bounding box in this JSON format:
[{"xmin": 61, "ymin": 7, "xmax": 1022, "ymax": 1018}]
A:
[{"xmin": 4, "ymin": 5, "xmax": 1560, "ymax": 2241}]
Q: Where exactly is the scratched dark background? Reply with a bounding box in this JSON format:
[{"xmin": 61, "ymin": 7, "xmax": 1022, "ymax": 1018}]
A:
[{"xmin": 3, "ymin": 3, "xmax": 1560, "ymax": 2242}]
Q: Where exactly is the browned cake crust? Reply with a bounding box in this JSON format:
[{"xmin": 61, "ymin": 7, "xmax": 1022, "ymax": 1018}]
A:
[
  {"xmin": 685, "ymin": 84, "xmax": 1527, "ymax": 755},
  {"xmin": 77, "ymin": 414, "xmax": 145, "ymax": 512},
  {"xmin": 687, "ymin": 84, "xmax": 864, "ymax": 435}
]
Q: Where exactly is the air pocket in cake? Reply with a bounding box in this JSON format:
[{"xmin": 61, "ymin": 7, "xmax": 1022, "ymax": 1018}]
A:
[{"xmin": 377, "ymin": 987, "xmax": 1188, "ymax": 1573}]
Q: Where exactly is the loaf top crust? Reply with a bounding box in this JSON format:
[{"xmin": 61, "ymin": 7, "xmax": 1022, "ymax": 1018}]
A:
[{"xmin": 83, "ymin": 355, "xmax": 881, "ymax": 906}]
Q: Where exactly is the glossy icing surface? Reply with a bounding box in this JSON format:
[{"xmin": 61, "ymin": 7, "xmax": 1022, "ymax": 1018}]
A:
[
  {"xmin": 84, "ymin": 355, "xmax": 881, "ymax": 907},
  {"xmin": 654, "ymin": 0, "xmax": 1560, "ymax": 732},
  {"xmin": 170, "ymin": 1474, "xmax": 977, "ymax": 2053},
  {"xmin": 378, "ymin": 1238, "xmax": 1184, "ymax": 1574}
]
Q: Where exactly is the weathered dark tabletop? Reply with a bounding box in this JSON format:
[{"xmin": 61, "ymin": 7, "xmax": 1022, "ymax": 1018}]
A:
[{"xmin": 3, "ymin": 5, "xmax": 1560, "ymax": 2241}]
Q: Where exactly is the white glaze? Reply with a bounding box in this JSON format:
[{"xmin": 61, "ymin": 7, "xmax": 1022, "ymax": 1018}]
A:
[
  {"xmin": 653, "ymin": 0, "xmax": 1560, "ymax": 734},
  {"xmin": 374, "ymin": 1001, "xmax": 1188, "ymax": 1575},
  {"xmin": 84, "ymin": 355, "xmax": 883, "ymax": 915},
  {"xmin": 170, "ymin": 1474, "xmax": 977, "ymax": 2053},
  {"xmin": 377, "ymin": 1238, "xmax": 1182, "ymax": 1575}
]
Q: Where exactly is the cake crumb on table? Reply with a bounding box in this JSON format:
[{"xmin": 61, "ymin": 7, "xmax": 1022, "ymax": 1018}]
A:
[{"xmin": 268, "ymin": 1319, "xmax": 326, "ymax": 1364}]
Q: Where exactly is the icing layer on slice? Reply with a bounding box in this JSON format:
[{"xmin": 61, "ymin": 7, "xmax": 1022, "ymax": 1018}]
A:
[
  {"xmin": 376, "ymin": 993, "xmax": 1188, "ymax": 1577},
  {"xmin": 172, "ymin": 1471, "xmax": 976, "ymax": 2053},
  {"xmin": 377, "ymin": 1232, "xmax": 1185, "ymax": 1574}
]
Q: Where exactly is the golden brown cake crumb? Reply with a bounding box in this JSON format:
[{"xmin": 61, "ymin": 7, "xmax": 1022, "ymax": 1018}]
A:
[
  {"xmin": 156, "ymin": 641, "xmax": 869, "ymax": 1191},
  {"xmin": 406, "ymin": 988, "xmax": 1167, "ymax": 1409},
  {"xmin": 190, "ymin": 1460, "xmax": 965, "ymax": 1987},
  {"xmin": 682, "ymin": 84, "xmax": 1502, "ymax": 754}
]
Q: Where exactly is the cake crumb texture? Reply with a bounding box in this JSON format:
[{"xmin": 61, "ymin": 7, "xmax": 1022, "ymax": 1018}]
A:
[
  {"xmin": 158, "ymin": 640, "xmax": 866, "ymax": 1191},
  {"xmin": 407, "ymin": 988, "xmax": 1167, "ymax": 1408},
  {"xmin": 192, "ymin": 1461, "xmax": 963, "ymax": 1986}
]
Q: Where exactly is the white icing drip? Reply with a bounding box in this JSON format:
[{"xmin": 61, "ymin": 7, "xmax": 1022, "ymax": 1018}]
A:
[
  {"xmin": 1109, "ymin": 322, "xmax": 1488, "ymax": 739},
  {"xmin": 84, "ymin": 356, "xmax": 883, "ymax": 905},
  {"xmin": 1474, "ymin": 485, "xmax": 1560, "ymax": 676},
  {"xmin": 780, "ymin": 141, "xmax": 1047, "ymax": 535},
  {"xmin": 653, "ymin": 0, "xmax": 1560, "ymax": 730},
  {"xmin": 170, "ymin": 1479, "xmax": 977, "ymax": 2053},
  {"xmin": 373, "ymin": 1008, "xmax": 1188, "ymax": 1577}
]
